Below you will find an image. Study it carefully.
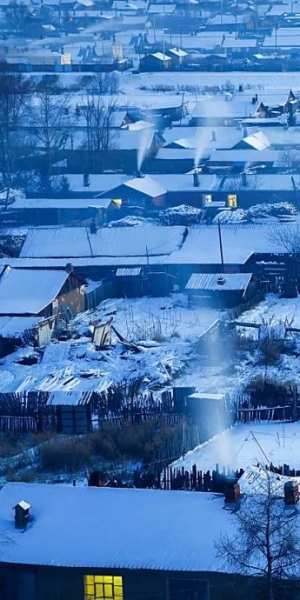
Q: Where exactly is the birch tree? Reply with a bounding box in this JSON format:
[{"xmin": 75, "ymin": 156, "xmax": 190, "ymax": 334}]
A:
[{"xmin": 216, "ymin": 469, "xmax": 300, "ymax": 600}]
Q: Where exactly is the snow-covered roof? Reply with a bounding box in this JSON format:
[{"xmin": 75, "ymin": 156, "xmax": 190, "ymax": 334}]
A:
[
  {"xmin": 208, "ymin": 149, "xmax": 279, "ymax": 165},
  {"xmin": 185, "ymin": 272, "xmax": 252, "ymax": 292},
  {"xmin": 0, "ymin": 482, "xmax": 232, "ymax": 570},
  {"xmin": 151, "ymin": 52, "xmax": 172, "ymax": 61},
  {"xmin": 147, "ymin": 3, "xmax": 176, "ymax": 12},
  {"xmin": 10, "ymin": 198, "xmax": 113, "ymax": 210},
  {"xmin": 242, "ymin": 130, "xmax": 270, "ymax": 151},
  {"xmin": 155, "ymin": 148, "xmax": 196, "ymax": 160},
  {"xmin": 163, "ymin": 127, "xmax": 243, "ymax": 150},
  {"xmin": 121, "ymin": 175, "xmax": 167, "ymax": 198},
  {"xmin": 168, "ymin": 47, "xmax": 188, "ymax": 57},
  {"xmin": 0, "ymin": 268, "xmax": 70, "ymax": 316},
  {"xmin": 165, "ymin": 224, "xmax": 289, "ymax": 266},
  {"xmin": 20, "ymin": 226, "xmax": 186, "ymax": 259},
  {"xmin": 0, "ymin": 316, "xmax": 43, "ymax": 338},
  {"xmin": 188, "ymin": 392, "xmax": 225, "ymax": 401}
]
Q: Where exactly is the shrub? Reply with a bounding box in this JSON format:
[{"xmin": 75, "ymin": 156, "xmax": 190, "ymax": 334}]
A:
[{"xmin": 38, "ymin": 438, "xmax": 91, "ymax": 472}]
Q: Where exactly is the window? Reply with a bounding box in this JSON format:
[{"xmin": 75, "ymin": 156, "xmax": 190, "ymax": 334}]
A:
[
  {"xmin": 227, "ymin": 194, "xmax": 237, "ymax": 208},
  {"xmin": 168, "ymin": 579, "xmax": 209, "ymax": 600},
  {"xmin": 85, "ymin": 575, "xmax": 123, "ymax": 600},
  {"xmin": 203, "ymin": 194, "xmax": 212, "ymax": 203}
]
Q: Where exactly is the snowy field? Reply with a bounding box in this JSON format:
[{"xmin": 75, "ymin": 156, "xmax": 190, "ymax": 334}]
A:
[{"xmin": 171, "ymin": 421, "xmax": 300, "ymax": 472}]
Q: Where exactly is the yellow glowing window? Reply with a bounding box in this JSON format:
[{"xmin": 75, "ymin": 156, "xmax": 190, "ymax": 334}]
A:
[
  {"xmin": 85, "ymin": 575, "xmax": 123, "ymax": 600},
  {"xmin": 227, "ymin": 194, "xmax": 237, "ymax": 208},
  {"xmin": 203, "ymin": 194, "xmax": 212, "ymax": 203}
]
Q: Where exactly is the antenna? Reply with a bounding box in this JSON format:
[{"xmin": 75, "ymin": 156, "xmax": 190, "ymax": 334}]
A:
[{"xmin": 217, "ymin": 219, "xmax": 224, "ymax": 273}]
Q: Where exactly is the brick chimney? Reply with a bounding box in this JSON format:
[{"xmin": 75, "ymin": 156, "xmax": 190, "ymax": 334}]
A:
[{"xmin": 284, "ymin": 481, "xmax": 299, "ymax": 506}]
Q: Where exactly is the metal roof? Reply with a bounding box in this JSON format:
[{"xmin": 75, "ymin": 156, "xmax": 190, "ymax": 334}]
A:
[
  {"xmin": 185, "ymin": 272, "xmax": 252, "ymax": 293},
  {"xmin": 116, "ymin": 268, "xmax": 142, "ymax": 276}
]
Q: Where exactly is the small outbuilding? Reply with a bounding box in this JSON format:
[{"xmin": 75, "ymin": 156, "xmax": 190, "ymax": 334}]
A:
[{"xmin": 185, "ymin": 272, "xmax": 255, "ymax": 308}]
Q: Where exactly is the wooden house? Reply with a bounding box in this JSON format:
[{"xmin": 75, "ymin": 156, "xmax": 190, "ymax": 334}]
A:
[
  {"xmin": 0, "ymin": 267, "xmax": 86, "ymax": 319},
  {"xmin": 103, "ymin": 175, "xmax": 167, "ymax": 208},
  {"xmin": 185, "ymin": 272, "xmax": 255, "ymax": 308},
  {"xmin": 7, "ymin": 197, "xmax": 118, "ymax": 227},
  {"xmin": 0, "ymin": 482, "xmax": 298, "ymax": 600},
  {"xmin": 139, "ymin": 51, "xmax": 172, "ymax": 71}
]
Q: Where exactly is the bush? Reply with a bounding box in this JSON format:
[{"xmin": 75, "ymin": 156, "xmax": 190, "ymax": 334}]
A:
[{"xmin": 38, "ymin": 437, "xmax": 91, "ymax": 472}]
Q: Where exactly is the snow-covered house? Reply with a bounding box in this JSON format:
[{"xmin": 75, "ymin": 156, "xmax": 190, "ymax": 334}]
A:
[
  {"xmin": 139, "ymin": 51, "xmax": 172, "ymax": 71},
  {"xmin": 0, "ymin": 267, "xmax": 86, "ymax": 319},
  {"xmin": 102, "ymin": 175, "xmax": 167, "ymax": 207},
  {"xmin": 0, "ymin": 481, "xmax": 297, "ymax": 600}
]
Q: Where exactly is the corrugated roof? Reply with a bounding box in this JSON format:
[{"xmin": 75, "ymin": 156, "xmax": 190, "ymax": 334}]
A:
[
  {"xmin": 116, "ymin": 268, "xmax": 141, "ymax": 276},
  {"xmin": 0, "ymin": 268, "xmax": 70, "ymax": 315},
  {"xmin": 185, "ymin": 272, "xmax": 252, "ymax": 292}
]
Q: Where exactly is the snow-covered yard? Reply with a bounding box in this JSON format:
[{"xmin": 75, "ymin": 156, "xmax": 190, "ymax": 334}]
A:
[
  {"xmin": 0, "ymin": 294, "xmax": 223, "ymax": 396},
  {"xmin": 171, "ymin": 421, "xmax": 300, "ymax": 472},
  {"xmin": 238, "ymin": 294, "xmax": 300, "ymax": 330}
]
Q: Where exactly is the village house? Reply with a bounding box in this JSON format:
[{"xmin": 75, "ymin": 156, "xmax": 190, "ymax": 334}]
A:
[
  {"xmin": 0, "ymin": 266, "xmax": 86, "ymax": 319},
  {"xmin": 139, "ymin": 51, "xmax": 172, "ymax": 71},
  {"xmin": 0, "ymin": 481, "xmax": 299, "ymax": 600}
]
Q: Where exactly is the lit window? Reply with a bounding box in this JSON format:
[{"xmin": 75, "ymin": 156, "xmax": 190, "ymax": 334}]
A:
[
  {"xmin": 227, "ymin": 194, "xmax": 237, "ymax": 208},
  {"xmin": 203, "ymin": 194, "xmax": 212, "ymax": 203},
  {"xmin": 85, "ymin": 575, "xmax": 123, "ymax": 600}
]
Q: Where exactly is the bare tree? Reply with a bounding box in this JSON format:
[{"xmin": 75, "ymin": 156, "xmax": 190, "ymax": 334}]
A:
[
  {"xmin": 27, "ymin": 78, "xmax": 72, "ymax": 187},
  {"xmin": 268, "ymin": 223, "xmax": 300, "ymax": 254},
  {"xmin": 6, "ymin": 0, "xmax": 31, "ymax": 35},
  {"xmin": 0, "ymin": 73, "xmax": 29, "ymax": 209},
  {"xmin": 216, "ymin": 468, "xmax": 300, "ymax": 600},
  {"xmin": 279, "ymin": 148, "xmax": 300, "ymax": 173},
  {"xmin": 80, "ymin": 93, "xmax": 116, "ymax": 173}
]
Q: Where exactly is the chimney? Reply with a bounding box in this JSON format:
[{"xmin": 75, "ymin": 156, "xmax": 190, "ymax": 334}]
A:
[
  {"xmin": 239, "ymin": 84, "xmax": 243, "ymax": 92},
  {"xmin": 217, "ymin": 275, "xmax": 226, "ymax": 286},
  {"xmin": 242, "ymin": 172, "xmax": 247, "ymax": 187},
  {"xmin": 66, "ymin": 262, "xmax": 74, "ymax": 273},
  {"xmin": 225, "ymin": 480, "xmax": 240, "ymax": 506},
  {"xmin": 90, "ymin": 219, "xmax": 97, "ymax": 234},
  {"xmin": 211, "ymin": 130, "xmax": 216, "ymax": 141},
  {"xmin": 83, "ymin": 173, "xmax": 90, "ymax": 188},
  {"xmin": 284, "ymin": 481, "xmax": 299, "ymax": 506},
  {"xmin": 14, "ymin": 501, "xmax": 31, "ymax": 530},
  {"xmin": 193, "ymin": 171, "xmax": 200, "ymax": 187},
  {"xmin": 136, "ymin": 170, "xmax": 144, "ymax": 178},
  {"xmin": 243, "ymin": 126, "xmax": 247, "ymax": 138}
]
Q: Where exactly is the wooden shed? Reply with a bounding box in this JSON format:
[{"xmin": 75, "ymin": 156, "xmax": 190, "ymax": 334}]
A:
[{"xmin": 185, "ymin": 272, "xmax": 256, "ymax": 308}]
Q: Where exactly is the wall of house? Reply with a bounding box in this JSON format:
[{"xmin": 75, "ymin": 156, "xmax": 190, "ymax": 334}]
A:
[
  {"xmin": 56, "ymin": 284, "xmax": 86, "ymax": 318},
  {"xmin": 0, "ymin": 565, "xmax": 276, "ymax": 600}
]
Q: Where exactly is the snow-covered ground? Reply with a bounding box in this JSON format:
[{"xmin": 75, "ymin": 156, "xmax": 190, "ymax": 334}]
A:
[
  {"xmin": 171, "ymin": 421, "xmax": 300, "ymax": 472},
  {"xmin": 238, "ymin": 294, "xmax": 300, "ymax": 330},
  {"xmin": 0, "ymin": 294, "xmax": 223, "ymax": 397}
]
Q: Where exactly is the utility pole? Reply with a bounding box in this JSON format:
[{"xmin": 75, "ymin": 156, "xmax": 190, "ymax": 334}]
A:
[{"xmin": 217, "ymin": 219, "xmax": 224, "ymax": 273}]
